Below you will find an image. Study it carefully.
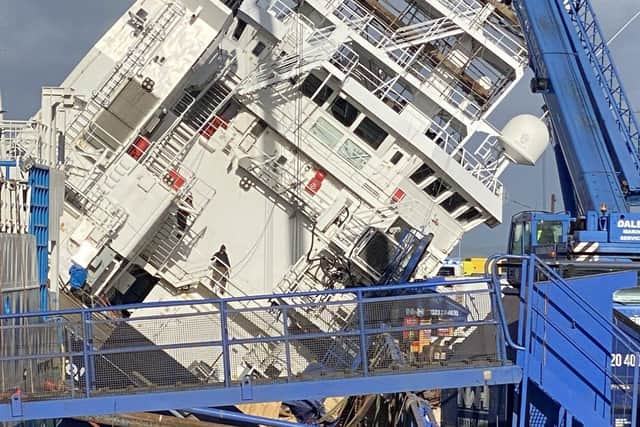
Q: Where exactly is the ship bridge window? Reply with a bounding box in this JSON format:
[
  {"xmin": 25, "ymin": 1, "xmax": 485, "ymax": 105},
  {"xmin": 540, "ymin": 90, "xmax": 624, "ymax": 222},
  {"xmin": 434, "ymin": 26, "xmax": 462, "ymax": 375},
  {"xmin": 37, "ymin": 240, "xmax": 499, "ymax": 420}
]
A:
[
  {"xmin": 331, "ymin": 97, "xmax": 359, "ymax": 127},
  {"xmin": 300, "ymin": 74, "xmax": 333, "ymax": 106},
  {"xmin": 252, "ymin": 41, "xmax": 266, "ymax": 56},
  {"xmin": 338, "ymin": 139, "xmax": 370, "ymax": 169},
  {"xmin": 232, "ymin": 19, "xmax": 247, "ymax": 40},
  {"xmin": 458, "ymin": 207, "xmax": 482, "ymax": 224},
  {"xmin": 310, "ymin": 117, "xmax": 343, "ymax": 148},
  {"xmin": 423, "ymin": 178, "xmax": 450, "ymax": 198},
  {"xmin": 409, "ymin": 163, "xmax": 434, "ymax": 184},
  {"xmin": 390, "ymin": 151, "xmax": 403, "ymax": 165},
  {"xmin": 441, "ymin": 193, "xmax": 467, "ymax": 213},
  {"xmin": 219, "ymin": 99, "xmax": 241, "ymax": 121},
  {"xmin": 354, "ymin": 117, "xmax": 387, "ymax": 149}
]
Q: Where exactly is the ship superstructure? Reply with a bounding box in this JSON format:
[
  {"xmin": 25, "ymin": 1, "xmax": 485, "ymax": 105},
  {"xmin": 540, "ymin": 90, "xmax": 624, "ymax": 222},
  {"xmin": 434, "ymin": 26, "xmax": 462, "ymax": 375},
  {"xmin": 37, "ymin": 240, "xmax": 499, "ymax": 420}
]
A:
[{"xmin": 2, "ymin": 0, "xmax": 545, "ymax": 388}]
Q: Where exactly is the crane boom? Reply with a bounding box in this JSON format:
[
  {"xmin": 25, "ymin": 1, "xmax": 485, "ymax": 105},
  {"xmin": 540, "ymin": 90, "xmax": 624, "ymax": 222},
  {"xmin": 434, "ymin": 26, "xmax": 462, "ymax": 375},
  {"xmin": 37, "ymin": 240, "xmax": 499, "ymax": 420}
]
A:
[
  {"xmin": 508, "ymin": 0, "xmax": 640, "ymax": 261},
  {"xmin": 513, "ymin": 0, "xmax": 640, "ymax": 214}
]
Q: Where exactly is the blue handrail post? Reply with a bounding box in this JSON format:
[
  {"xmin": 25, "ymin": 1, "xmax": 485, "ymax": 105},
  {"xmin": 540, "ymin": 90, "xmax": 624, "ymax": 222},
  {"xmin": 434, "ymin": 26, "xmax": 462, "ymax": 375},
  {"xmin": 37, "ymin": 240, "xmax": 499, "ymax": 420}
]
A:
[
  {"xmin": 357, "ymin": 290, "xmax": 368, "ymax": 376},
  {"xmin": 517, "ymin": 257, "xmax": 529, "ymax": 348},
  {"xmin": 282, "ymin": 306, "xmax": 292, "ymax": 381},
  {"xmin": 220, "ymin": 300, "xmax": 232, "ymax": 387},
  {"xmin": 488, "ymin": 267, "xmax": 505, "ymax": 362},
  {"xmin": 516, "ymin": 255, "xmax": 537, "ymax": 427},
  {"xmin": 632, "ymin": 351, "xmax": 639, "ymax": 427},
  {"xmin": 81, "ymin": 310, "xmax": 93, "ymax": 397}
]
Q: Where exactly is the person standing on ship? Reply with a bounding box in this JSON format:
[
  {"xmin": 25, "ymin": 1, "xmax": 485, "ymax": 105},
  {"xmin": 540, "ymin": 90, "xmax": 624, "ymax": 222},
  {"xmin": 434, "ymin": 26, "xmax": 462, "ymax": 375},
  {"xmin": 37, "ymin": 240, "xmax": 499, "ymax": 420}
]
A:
[{"xmin": 210, "ymin": 245, "xmax": 230, "ymax": 295}]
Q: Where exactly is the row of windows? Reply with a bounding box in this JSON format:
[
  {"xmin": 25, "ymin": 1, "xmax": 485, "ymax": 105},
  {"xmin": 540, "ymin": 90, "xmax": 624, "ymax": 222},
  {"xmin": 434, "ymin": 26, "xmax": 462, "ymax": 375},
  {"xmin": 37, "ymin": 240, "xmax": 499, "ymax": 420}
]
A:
[
  {"xmin": 409, "ymin": 162, "xmax": 482, "ymax": 224},
  {"xmin": 300, "ymin": 74, "xmax": 389, "ymax": 151},
  {"xmin": 299, "ymin": 75, "xmax": 482, "ymax": 225}
]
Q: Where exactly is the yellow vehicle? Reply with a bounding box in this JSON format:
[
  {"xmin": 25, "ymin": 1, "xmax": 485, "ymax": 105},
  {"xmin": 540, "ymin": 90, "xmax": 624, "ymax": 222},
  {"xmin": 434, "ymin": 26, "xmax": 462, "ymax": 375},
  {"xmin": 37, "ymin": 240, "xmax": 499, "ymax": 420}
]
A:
[{"xmin": 462, "ymin": 258, "xmax": 488, "ymax": 276}]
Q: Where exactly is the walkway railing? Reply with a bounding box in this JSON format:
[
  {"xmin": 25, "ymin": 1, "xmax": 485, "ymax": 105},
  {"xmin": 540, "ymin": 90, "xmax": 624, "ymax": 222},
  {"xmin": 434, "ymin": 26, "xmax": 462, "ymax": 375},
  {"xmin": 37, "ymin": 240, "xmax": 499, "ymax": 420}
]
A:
[
  {"xmin": 487, "ymin": 254, "xmax": 640, "ymax": 426},
  {"xmin": 0, "ymin": 278, "xmax": 510, "ymax": 409}
]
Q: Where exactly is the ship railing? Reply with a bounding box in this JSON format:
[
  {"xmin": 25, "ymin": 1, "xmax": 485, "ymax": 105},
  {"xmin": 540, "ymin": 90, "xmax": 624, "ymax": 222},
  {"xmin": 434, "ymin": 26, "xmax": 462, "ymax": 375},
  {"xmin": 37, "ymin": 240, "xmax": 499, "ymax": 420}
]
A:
[
  {"xmin": 0, "ymin": 277, "xmax": 509, "ymax": 402},
  {"xmin": 64, "ymin": 181, "xmax": 129, "ymax": 246},
  {"xmin": 139, "ymin": 173, "xmax": 215, "ymax": 271},
  {"xmin": 350, "ymin": 64, "xmax": 411, "ymax": 113},
  {"xmin": 331, "ymin": 0, "xmax": 484, "ymax": 118},
  {"xmin": 64, "ymin": 2, "xmax": 185, "ymax": 146},
  {"xmin": 0, "ymin": 120, "xmax": 42, "ymax": 163},
  {"xmin": 141, "ymin": 63, "xmax": 238, "ymax": 178},
  {"xmin": 68, "ymin": 121, "xmax": 124, "ymax": 192},
  {"xmin": 430, "ymin": 0, "xmax": 526, "ymax": 62},
  {"xmin": 122, "ymin": 90, "xmax": 198, "ymax": 172},
  {"xmin": 346, "ymin": 62, "xmax": 502, "ymax": 194},
  {"xmin": 134, "ymin": 91, "xmax": 199, "ymax": 173},
  {"xmin": 268, "ymin": 104, "xmax": 393, "ymax": 202},
  {"xmin": 389, "ymin": 16, "xmax": 462, "ymax": 48},
  {"xmin": 266, "ymin": 0, "xmax": 317, "ymax": 32},
  {"xmin": 237, "ymin": 154, "xmax": 334, "ymax": 221},
  {"xmin": 425, "ymin": 124, "xmax": 503, "ymax": 194}
]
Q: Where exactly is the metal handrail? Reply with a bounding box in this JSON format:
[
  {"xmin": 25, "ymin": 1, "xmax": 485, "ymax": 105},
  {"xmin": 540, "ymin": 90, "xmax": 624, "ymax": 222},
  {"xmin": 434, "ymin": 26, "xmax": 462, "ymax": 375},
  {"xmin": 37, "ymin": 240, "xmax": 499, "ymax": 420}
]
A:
[{"xmin": 485, "ymin": 254, "xmax": 525, "ymax": 351}]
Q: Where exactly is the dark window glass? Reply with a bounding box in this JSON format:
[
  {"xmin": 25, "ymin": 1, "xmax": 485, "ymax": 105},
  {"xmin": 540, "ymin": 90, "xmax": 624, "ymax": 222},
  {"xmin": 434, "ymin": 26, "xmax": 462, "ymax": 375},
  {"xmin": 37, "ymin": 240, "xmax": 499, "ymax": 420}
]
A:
[
  {"xmin": 251, "ymin": 120, "xmax": 267, "ymax": 137},
  {"xmin": 409, "ymin": 164, "xmax": 433, "ymax": 184},
  {"xmin": 423, "ymin": 178, "xmax": 450, "ymax": 198},
  {"xmin": 252, "ymin": 41, "xmax": 266, "ymax": 56},
  {"xmin": 458, "ymin": 207, "xmax": 482, "ymax": 224},
  {"xmin": 390, "ymin": 151, "xmax": 403, "ymax": 165},
  {"xmin": 299, "ymin": 74, "xmax": 333, "ymax": 106},
  {"xmin": 232, "ymin": 19, "xmax": 247, "ymax": 40},
  {"xmin": 354, "ymin": 117, "xmax": 388, "ymax": 149},
  {"xmin": 536, "ymin": 220, "xmax": 563, "ymax": 244},
  {"xmin": 219, "ymin": 99, "xmax": 240, "ymax": 121},
  {"xmin": 331, "ymin": 97, "xmax": 359, "ymax": 127},
  {"xmin": 440, "ymin": 193, "xmax": 467, "ymax": 213},
  {"xmin": 510, "ymin": 222, "xmax": 523, "ymax": 254}
]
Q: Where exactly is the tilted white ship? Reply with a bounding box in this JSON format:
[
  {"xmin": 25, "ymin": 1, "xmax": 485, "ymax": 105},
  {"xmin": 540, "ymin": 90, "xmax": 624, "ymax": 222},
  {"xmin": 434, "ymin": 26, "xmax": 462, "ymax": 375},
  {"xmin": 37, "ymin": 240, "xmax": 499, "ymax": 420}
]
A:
[{"xmin": 1, "ymin": 0, "xmax": 548, "ymax": 381}]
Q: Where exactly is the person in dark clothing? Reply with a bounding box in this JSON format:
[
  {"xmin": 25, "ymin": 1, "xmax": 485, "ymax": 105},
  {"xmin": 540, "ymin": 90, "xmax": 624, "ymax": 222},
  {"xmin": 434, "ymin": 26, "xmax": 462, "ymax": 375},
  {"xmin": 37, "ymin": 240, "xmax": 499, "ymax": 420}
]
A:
[
  {"xmin": 176, "ymin": 193, "xmax": 193, "ymax": 238},
  {"xmin": 210, "ymin": 245, "xmax": 230, "ymax": 295}
]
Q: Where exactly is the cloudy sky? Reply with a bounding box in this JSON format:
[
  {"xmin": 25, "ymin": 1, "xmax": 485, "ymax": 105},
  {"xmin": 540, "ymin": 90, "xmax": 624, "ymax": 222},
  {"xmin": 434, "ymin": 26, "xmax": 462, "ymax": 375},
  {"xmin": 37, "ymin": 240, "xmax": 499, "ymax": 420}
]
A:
[{"xmin": 1, "ymin": 0, "xmax": 639, "ymax": 256}]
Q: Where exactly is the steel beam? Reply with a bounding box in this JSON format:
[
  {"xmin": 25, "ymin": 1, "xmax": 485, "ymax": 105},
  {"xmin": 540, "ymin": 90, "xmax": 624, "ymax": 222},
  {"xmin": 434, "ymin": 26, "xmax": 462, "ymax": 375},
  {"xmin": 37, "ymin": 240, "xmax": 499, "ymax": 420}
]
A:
[{"xmin": 0, "ymin": 366, "xmax": 521, "ymax": 422}]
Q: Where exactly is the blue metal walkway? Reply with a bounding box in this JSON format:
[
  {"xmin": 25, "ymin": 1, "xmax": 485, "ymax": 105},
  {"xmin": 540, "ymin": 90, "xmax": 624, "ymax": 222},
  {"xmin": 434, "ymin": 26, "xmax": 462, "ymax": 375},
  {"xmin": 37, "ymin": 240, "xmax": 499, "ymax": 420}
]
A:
[
  {"xmin": 0, "ymin": 276, "xmax": 520, "ymax": 422},
  {"xmin": 2, "ymin": 255, "xmax": 640, "ymax": 425}
]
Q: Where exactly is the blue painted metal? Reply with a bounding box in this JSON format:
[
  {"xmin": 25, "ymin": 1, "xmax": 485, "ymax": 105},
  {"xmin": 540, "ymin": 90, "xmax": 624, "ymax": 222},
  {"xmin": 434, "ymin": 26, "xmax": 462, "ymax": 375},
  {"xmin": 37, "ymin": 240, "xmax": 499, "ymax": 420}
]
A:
[
  {"xmin": 10, "ymin": 391, "xmax": 22, "ymax": 417},
  {"xmin": 561, "ymin": 0, "xmax": 640, "ymax": 193},
  {"xmin": 514, "ymin": 0, "xmax": 627, "ymax": 213},
  {"xmin": 28, "ymin": 167, "xmax": 50, "ymax": 311},
  {"xmin": 0, "ymin": 367, "xmax": 522, "ymax": 422},
  {"xmin": 508, "ymin": 0, "xmax": 640, "ymax": 258},
  {"xmin": 0, "ymin": 277, "xmax": 519, "ymax": 422},
  {"xmin": 489, "ymin": 254, "xmax": 640, "ymax": 426}
]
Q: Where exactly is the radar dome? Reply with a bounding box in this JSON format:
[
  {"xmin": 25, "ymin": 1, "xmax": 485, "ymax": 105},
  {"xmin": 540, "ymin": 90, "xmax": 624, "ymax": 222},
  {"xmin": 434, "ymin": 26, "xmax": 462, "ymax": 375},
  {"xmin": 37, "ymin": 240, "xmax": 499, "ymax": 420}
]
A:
[{"xmin": 499, "ymin": 114, "xmax": 549, "ymax": 165}]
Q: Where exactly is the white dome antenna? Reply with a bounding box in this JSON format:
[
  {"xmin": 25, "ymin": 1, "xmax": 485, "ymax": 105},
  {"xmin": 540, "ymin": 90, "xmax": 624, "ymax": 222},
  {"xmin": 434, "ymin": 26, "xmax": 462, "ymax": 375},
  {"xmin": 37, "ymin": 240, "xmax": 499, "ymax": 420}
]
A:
[{"xmin": 499, "ymin": 114, "xmax": 550, "ymax": 166}]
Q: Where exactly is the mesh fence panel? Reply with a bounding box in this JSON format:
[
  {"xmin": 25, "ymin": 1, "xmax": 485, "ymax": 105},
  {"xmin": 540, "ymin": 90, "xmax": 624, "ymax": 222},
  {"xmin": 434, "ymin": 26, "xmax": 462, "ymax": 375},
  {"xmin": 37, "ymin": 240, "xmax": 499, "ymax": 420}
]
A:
[{"xmin": 0, "ymin": 283, "xmax": 505, "ymax": 403}]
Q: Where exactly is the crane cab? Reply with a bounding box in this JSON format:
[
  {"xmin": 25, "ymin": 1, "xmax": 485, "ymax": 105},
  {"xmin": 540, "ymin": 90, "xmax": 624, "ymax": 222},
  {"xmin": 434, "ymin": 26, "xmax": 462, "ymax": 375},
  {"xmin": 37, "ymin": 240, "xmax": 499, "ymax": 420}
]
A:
[
  {"xmin": 506, "ymin": 212, "xmax": 570, "ymax": 284},
  {"xmin": 508, "ymin": 211, "xmax": 571, "ymax": 258}
]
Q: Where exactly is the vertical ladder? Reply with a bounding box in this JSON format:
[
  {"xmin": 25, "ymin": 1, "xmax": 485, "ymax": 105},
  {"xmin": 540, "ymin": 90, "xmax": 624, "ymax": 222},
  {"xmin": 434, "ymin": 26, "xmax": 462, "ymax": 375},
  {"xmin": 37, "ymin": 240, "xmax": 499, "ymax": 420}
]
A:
[{"xmin": 65, "ymin": 3, "xmax": 184, "ymax": 145}]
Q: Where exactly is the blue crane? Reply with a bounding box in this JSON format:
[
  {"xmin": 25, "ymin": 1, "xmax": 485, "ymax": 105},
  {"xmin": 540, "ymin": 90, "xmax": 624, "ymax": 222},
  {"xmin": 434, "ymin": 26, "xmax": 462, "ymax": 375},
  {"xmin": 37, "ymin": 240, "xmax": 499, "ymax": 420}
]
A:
[{"xmin": 507, "ymin": 0, "xmax": 640, "ymax": 262}]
